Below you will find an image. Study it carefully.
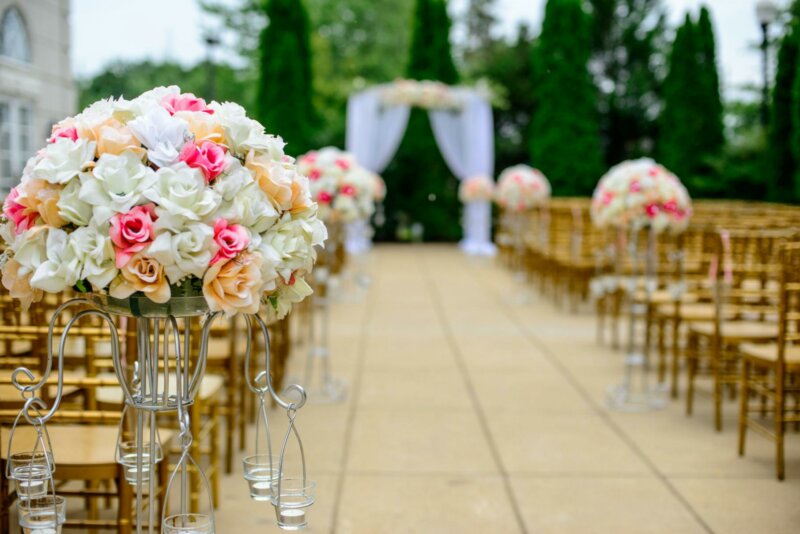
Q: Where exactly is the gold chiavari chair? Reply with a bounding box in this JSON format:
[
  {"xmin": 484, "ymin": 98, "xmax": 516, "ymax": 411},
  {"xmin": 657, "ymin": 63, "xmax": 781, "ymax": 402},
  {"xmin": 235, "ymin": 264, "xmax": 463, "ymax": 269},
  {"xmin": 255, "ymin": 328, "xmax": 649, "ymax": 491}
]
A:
[
  {"xmin": 738, "ymin": 241, "xmax": 800, "ymax": 480},
  {"xmin": 685, "ymin": 229, "xmax": 786, "ymax": 431}
]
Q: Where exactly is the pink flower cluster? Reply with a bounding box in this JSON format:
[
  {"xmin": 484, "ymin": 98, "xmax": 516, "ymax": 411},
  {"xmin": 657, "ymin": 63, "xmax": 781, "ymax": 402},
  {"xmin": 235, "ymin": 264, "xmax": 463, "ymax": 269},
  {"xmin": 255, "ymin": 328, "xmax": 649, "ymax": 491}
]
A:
[
  {"xmin": 494, "ymin": 165, "xmax": 550, "ymax": 212},
  {"xmin": 591, "ymin": 158, "xmax": 692, "ymax": 233}
]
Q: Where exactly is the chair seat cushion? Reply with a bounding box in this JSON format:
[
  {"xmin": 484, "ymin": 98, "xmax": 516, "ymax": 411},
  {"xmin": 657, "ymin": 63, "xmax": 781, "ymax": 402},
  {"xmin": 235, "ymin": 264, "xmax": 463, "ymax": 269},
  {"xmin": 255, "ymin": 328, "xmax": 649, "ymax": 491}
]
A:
[
  {"xmin": 740, "ymin": 343, "xmax": 800, "ymax": 365},
  {"xmin": 689, "ymin": 321, "xmax": 778, "ymax": 341},
  {"xmin": 657, "ymin": 302, "xmax": 718, "ymax": 321}
]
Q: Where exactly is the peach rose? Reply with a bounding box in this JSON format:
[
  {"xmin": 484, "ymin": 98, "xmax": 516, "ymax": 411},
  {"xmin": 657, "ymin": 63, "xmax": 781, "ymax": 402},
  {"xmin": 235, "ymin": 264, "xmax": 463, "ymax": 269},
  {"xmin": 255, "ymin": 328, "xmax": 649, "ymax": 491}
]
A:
[
  {"xmin": 289, "ymin": 180, "xmax": 311, "ymax": 213},
  {"xmin": 1, "ymin": 258, "xmax": 43, "ymax": 311},
  {"xmin": 78, "ymin": 118, "xmax": 144, "ymax": 159},
  {"xmin": 109, "ymin": 253, "xmax": 170, "ymax": 303},
  {"xmin": 203, "ymin": 252, "xmax": 263, "ymax": 316},
  {"xmin": 245, "ymin": 149, "xmax": 292, "ymax": 210},
  {"xmin": 26, "ymin": 179, "xmax": 67, "ymax": 228},
  {"xmin": 175, "ymin": 111, "xmax": 225, "ymax": 144}
]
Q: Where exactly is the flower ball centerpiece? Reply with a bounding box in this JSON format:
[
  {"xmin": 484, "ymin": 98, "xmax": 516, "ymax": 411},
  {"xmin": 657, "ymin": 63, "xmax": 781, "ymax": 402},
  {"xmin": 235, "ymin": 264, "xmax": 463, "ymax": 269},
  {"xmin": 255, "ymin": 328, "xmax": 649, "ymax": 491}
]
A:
[
  {"xmin": 297, "ymin": 147, "xmax": 376, "ymax": 223},
  {"xmin": 0, "ymin": 86, "xmax": 326, "ymax": 317},
  {"xmin": 494, "ymin": 165, "xmax": 551, "ymax": 212},
  {"xmin": 459, "ymin": 175, "xmax": 495, "ymax": 203},
  {"xmin": 591, "ymin": 158, "xmax": 692, "ymax": 233}
]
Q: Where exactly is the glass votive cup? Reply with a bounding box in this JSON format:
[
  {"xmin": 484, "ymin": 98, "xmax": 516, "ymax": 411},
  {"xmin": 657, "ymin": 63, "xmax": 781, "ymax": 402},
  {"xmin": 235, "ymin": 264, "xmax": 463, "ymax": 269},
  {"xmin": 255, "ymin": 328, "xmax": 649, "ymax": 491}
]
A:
[
  {"xmin": 16, "ymin": 495, "xmax": 65, "ymax": 534},
  {"xmin": 242, "ymin": 455, "xmax": 281, "ymax": 501},
  {"xmin": 271, "ymin": 478, "xmax": 316, "ymax": 531},
  {"xmin": 118, "ymin": 441, "xmax": 162, "ymax": 486},
  {"xmin": 9, "ymin": 452, "xmax": 54, "ymax": 501},
  {"xmin": 162, "ymin": 513, "xmax": 214, "ymax": 534}
]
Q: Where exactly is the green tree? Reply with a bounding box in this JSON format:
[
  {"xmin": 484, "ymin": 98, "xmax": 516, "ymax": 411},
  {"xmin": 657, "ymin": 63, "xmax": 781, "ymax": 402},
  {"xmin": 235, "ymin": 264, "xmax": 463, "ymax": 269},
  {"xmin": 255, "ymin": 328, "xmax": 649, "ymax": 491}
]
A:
[
  {"xmin": 257, "ymin": 0, "xmax": 315, "ymax": 155},
  {"xmin": 771, "ymin": 21, "xmax": 799, "ymax": 200},
  {"xmin": 588, "ymin": 0, "xmax": 668, "ymax": 165},
  {"xmin": 381, "ymin": 0, "xmax": 461, "ymax": 241},
  {"xmin": 659, "ymin": 8, "xmax": 724, "ymax": 193},
  {"xmin": 694, "ymin": 7, "xmax": 725, "ymax": 166},
  {"xmin": 530, "ymin": 0, "xmax": 603, "ymax": 195}
]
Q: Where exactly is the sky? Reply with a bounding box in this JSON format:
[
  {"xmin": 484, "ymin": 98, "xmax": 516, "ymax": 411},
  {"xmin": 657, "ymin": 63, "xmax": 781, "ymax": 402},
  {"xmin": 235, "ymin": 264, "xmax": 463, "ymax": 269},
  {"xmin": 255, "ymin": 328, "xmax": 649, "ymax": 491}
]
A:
[{"xmin": 71, "ymin": 0, "xmax": 782, "ymax": 100}]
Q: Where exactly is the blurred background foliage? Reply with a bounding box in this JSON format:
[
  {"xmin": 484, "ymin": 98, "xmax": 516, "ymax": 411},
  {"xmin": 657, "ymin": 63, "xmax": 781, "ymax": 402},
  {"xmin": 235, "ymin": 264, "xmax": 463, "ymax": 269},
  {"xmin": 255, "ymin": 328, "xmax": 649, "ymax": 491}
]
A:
[{"xmin": 78, "ymin": 0, "xmax": 800, "ymax": 241}]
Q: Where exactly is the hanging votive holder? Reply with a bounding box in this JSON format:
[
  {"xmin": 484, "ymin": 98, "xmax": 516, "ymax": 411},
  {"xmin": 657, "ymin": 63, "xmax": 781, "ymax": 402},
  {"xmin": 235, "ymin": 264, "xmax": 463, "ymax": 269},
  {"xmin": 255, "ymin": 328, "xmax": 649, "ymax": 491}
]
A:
[
  {"xmin": 162, "ymin": 513, "xmax": 215, "ymax": 534},
  {"xmin": 9, "ymin": 452, "xmax": 54, "ymax": 501},
  {"xmin": 271, "ymin": 478, "xmax": 316, "ymax": 530},
  {"xmin": 118, "ymin": 441, "xmax": 163, "ymax": 486},
  {"xmin": 242, "ymin": 454, "xmax": 281, "ymax": 501},
  {"xmin": 16, "ymin": 495, "xmax": 66, "ymax": 534}
]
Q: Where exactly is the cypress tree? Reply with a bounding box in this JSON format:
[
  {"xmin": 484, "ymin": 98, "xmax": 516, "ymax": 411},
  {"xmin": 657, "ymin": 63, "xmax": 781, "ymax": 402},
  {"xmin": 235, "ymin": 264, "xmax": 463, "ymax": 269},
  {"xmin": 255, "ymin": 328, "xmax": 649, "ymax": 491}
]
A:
[
  {"xmin": 530, "ymin": 0, "xmax": 603, "ymax": 195},
  {"xmin": 772, "ymin": 24, "xmax": 799, "ymax": 200},
  {"xmin": 694, "ymin": 7, "xmax": 724, "ymax": 171},
  {"xmin": 381, "ymin": 0, "xmax": 461, "ymax": 241},
  {"xmin": 257, "ymin": 0, "xmax": 315, "ymax": 155},
  {"xmin": 659, "ymin": 15, "xmax": 697, "ymax": 180},
  {"xmin": 659, "ymin": 8, "xmax": 724, "ymax": 190}
]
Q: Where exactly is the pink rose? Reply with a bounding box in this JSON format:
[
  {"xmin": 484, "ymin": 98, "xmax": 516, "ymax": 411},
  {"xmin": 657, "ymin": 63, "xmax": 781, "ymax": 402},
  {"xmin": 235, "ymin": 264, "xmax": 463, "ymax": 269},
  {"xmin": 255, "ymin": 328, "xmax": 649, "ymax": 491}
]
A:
[
  {"xmin": 3, "ymin": 188, "xmax": 37, "ymax": 234},
  {"xmin": 179, "ymin": 141, "xmax": 228, "ymax": 182},
  {"xmin": 645, "ymin": 203, "xmax": 659, "ymax": 218},
  {"xmin": 602, "ymin": 191, "xmax": 614, "ymax": 206},
  {"xmin": 308, "ymin": 169, "xmax": 321, "ymax": 180},
  {"xmin": 48, "ymin": 126, "xmax": 78, "ymax": 143},
  {"xmin": 335, "ymin": 158, "xmax": 350, "ymax": 170},
  {"xmin": 341, "ymin": 185, "xmax": 356, "ymax": 197},
  {"xmin": 663, "ymin": 200, "xmax": 678, "ymax": 213},
  {"xmin": 318, "ymin": 191, "xmax": 332, "ymax": 204},
  {"xmin": 110, "ymin": 204, "xmax": 157, "ymax": 268},
  {"xmin": 161, "ymin": 93, "xmax": 214, "ymax": 115},
  {"xmin": 629, "ymin": 180, "xmax": 641, "ymax": 193},
  {"xmin": 211, "ymin": 219, "xmax": 249, "ymax": 265},
  {"xmin": 301, "ymin": 152, "xmax": 317, "ymax": 164}
]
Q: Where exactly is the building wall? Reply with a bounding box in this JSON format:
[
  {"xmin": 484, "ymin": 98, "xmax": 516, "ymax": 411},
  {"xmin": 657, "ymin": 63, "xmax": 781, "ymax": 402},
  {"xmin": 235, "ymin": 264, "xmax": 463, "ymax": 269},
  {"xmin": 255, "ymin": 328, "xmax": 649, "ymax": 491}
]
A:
[{"xmin": 0, "ymin": 0, "xmax": 75, "ymax": 196}]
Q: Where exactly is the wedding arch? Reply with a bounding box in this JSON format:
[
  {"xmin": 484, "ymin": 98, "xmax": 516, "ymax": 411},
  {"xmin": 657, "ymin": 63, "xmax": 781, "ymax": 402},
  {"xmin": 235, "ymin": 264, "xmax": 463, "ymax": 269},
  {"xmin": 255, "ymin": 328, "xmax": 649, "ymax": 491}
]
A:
[{"xmin": 345, "ymin": 80, "xmax": 496, "ymax": 255}]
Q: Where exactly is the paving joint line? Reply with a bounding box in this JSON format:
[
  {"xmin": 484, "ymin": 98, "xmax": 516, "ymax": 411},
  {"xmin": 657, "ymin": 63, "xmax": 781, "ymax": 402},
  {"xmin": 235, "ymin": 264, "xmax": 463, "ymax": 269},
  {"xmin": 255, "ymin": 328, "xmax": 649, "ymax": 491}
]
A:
[
  {"xmin": 421, "ymin": 252, "xmax": 530, "ymax": 534},
  {"xmin": 329, "ymin": 261, "xmax": 379, "ymax": 534},
  {"xmin": 471, "ymin": 262, "xmax": 714, "ymax": 534}
]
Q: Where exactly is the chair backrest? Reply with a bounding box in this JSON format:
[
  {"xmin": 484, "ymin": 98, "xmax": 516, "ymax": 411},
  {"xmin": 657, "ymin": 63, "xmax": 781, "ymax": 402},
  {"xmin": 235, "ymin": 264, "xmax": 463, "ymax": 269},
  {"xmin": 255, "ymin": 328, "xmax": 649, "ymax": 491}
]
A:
[{"xmin": 778, "ymin": 242, "xmax": 800, "ymax": 360}]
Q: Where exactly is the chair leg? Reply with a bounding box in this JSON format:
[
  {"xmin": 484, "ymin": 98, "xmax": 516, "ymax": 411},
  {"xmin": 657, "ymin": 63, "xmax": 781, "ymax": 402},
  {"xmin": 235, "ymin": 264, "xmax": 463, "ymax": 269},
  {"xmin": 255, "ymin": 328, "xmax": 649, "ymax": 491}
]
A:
[
  {"xmin": 686, "ymin": 332, "xmax": 697, "ymax": 416},
  {"xmin": 671, "ymin": 319, "xmax": 682, "ymax": 399},
  {"xmin": 713, "ymin": 342, "xmax": 723, "ymax": 432},
  {"xmin": 776, "ymin": 367, "xmax": 786, "ymax": 481},
  {"xmin": 118, "ymin": 466, "xmax": 133, "ymax": 534},
  {"xmin": 738, "ymin": 359, "xmax": 750, "ymax": 457},
  {"xmin": 211, "ymin": 403, "xmax": 220, "ymax": 509},
  {"xmin": 657, "ymin": 317, "xmax": 666, "ymax": 383}
]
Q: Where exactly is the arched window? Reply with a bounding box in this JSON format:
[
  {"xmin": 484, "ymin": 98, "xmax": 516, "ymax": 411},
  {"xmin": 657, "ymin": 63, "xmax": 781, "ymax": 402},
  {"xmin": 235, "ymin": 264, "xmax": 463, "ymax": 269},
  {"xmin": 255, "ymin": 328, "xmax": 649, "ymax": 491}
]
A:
[{"xmin": 0, "ymin": 7, "xmax": 31, "ymax": 63}]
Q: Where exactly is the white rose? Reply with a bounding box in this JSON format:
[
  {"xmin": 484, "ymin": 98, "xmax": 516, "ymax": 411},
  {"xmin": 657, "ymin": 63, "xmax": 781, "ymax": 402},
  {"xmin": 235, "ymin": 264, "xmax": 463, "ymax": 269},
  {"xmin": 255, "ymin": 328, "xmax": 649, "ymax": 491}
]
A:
[
  {"xmin": 115, "ymin": 86, "xmax": 180, "ymax": 120},
  {"xmin": 78, "ymin": 151, "xmax": 157, "ymax": 224},
  {"xmin": 69, "ymin": 225, "xmax": 117, "ymax": 289},
  {"xmin": 11, "ymin": 227, "xmax": 48, "ymax": 275},
  {"xmin": 213, "ymin": 159, "xmax": 255, "ymax": 201},
  {"xmin": 127, "ymin": 107, "xmax": 191, "ymax": 168},
  {"xmin": 57, "ymin": 178, "xmax": 93, "ymax": 226},
  {"xmin": 144, "ymin": 163, "xmax": 220, "ymax": 224},
  {"xmin": 31, "ymin": 138, "xmax": 96, "ymax": 185},
  {"xmin": 148, "ymin": 223, "xmax": 215, "ymax": 283},
  {"xmin": 258, "ymin": 211, "xmax": 326, "ymax": 284},
  {"xmin": 264, "ymin": 277, "xmax": 313, "ymax": 321},
  {"xmin": 210, "ymin": 101, "xmax": 284, "ymax": 158},
  {"xmin": 214, "ymin": 183, "xmax": 279, "ymax": 233},
  {"xmin": 74, "ymin": 98, "xmax": 115, "ymax": 128},
  {"xmin": 30, "ymin": 228, "xmax": 80, "ymax": 292}
]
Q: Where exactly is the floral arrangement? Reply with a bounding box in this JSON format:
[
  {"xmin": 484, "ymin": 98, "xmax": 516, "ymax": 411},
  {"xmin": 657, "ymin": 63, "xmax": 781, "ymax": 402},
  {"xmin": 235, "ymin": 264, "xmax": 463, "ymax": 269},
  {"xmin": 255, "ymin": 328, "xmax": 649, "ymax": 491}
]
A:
[
  {"xmin": 380, "ymin": 79, "xmax": 463, "ymax": 110},
  {"xmin": 0, "ymin": 86, "xmax": 327, "ymax": 318},
  {"xmin": 458, "ymin": 175, "xmax": 495, "ymax": 203},
  {"xmin": 494, "ymin": 165, "xmax": 550, "ymax": 212},
  {"xmin": 297, "ymin": 147, "xmax": 376, "ymax": 223},
  {"xmin": 370, "ymin": 173, "xmax": 386, "ymax": 203},
  {"xmin": 591, "ymin": 158, "xmax": 692, "ymax": 233}
]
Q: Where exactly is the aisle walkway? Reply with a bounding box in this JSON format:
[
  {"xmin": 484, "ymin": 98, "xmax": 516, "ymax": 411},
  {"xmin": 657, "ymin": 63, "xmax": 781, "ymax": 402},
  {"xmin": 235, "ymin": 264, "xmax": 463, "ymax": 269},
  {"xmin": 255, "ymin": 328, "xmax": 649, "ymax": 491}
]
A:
[{"xmin": 219, "ymin": 245, "xmax": 800, "ymax": 533}]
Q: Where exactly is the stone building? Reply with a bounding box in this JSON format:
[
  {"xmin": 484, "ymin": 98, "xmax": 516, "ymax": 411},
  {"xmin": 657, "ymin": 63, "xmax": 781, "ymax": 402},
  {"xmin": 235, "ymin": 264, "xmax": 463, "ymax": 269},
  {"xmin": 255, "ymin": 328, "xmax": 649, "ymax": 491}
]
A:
[{"xmin": 0, "ymin": 0, "xmax": 75, "ymax": 198}]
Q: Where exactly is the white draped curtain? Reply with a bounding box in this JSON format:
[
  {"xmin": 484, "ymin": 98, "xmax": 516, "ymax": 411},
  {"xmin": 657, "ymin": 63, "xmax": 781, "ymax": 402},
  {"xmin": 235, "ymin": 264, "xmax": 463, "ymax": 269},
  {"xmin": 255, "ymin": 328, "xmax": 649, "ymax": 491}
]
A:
[{"xmin": 345, "ymin": 85, "xmax": 496, "ymax": 256}]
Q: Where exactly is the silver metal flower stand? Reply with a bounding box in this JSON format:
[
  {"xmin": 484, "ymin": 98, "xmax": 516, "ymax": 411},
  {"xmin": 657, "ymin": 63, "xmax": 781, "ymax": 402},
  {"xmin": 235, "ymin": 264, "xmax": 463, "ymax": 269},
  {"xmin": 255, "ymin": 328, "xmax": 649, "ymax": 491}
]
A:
[
  {"xmin": 606, "ymin": 227, "xmax": 668, "ymax": 412},
  {"xmin": 4, "ymin": 295, "xmax": 314, "ymax": 533}
]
